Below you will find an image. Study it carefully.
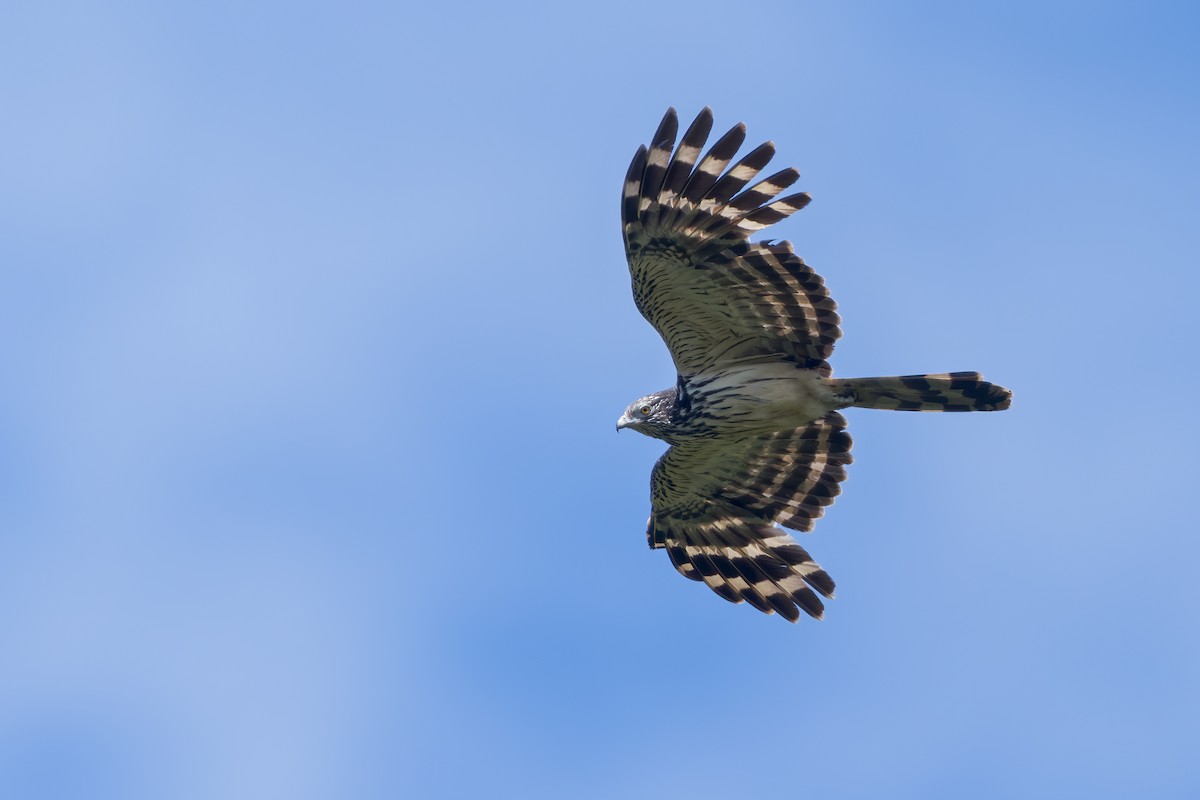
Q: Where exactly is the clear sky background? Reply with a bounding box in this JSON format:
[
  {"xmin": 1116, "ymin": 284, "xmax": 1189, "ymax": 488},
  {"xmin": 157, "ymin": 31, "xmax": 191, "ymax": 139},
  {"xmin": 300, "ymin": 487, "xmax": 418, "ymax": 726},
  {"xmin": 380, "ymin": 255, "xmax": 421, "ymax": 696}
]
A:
[{"xmin": 2, "ymin": 2, "xmax": 1198, "ymax": 798}]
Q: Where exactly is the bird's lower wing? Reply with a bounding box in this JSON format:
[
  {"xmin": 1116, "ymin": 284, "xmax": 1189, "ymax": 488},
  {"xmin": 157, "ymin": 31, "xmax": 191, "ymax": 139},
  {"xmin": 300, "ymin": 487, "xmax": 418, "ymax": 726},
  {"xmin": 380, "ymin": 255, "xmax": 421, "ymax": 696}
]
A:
[{"xmin": 647, "ymin": 413, "xmax": 853, "ymax": 622}]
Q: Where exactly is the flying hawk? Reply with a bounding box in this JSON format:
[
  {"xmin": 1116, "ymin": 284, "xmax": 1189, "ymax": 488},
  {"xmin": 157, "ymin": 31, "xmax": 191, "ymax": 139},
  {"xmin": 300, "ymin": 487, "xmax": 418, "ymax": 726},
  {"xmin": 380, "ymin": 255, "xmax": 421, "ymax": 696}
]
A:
[{"xmin": 617, "ymin": 107, "xmax": 1011, "ymax": 623}]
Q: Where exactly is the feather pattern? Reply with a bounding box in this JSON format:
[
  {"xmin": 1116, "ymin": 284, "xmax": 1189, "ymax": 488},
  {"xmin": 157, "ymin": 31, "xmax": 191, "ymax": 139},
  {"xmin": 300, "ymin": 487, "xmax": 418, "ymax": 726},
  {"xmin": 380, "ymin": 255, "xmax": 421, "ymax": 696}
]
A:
[
  {"xmin": 646, "ymin": 414, "xmax": 851, "ymax": 621},
  {"xmin": 623, "ymin": 107, "xmax": 836, "ymax": 375}
]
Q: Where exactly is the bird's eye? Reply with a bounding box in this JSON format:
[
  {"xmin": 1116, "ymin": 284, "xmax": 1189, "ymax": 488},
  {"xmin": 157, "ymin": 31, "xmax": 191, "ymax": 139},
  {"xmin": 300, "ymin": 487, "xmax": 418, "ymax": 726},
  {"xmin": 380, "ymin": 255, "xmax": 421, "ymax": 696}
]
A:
[{"xmin": 639, "ymin": 405, "xmax": 652, "ymax": 415}]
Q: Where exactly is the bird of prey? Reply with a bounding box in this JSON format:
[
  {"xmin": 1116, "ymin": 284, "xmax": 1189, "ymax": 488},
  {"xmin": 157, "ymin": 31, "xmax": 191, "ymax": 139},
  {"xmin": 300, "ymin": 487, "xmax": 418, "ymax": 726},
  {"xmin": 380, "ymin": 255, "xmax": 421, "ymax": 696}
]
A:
[{"xmin": 617, "ymin": 107, "xmax": 1011, "ymax": 623}]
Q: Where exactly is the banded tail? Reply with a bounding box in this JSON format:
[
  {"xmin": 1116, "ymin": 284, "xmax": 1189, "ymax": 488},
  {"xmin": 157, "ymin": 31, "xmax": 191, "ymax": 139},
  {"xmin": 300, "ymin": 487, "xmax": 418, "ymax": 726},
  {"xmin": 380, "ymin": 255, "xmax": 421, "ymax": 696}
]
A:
[{"xmin": 830, "ymin": 371, "xmax": 1012, "ymax": 412}]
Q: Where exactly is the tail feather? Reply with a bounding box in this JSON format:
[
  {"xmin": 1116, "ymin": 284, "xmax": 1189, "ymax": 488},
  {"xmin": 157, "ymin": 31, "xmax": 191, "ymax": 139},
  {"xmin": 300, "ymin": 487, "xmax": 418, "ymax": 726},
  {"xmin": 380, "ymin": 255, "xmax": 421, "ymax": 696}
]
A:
[{"xmin": 831, "ymin": 372, "xmax": 1012, "ymax": 412}]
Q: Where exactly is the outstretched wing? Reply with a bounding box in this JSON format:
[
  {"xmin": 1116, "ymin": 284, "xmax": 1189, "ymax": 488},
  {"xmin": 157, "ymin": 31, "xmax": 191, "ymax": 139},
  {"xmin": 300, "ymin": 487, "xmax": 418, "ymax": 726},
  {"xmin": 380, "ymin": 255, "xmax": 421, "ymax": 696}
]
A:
[
  {"xmin": 623, "ymin": 107, "xmax": 841, "ymax": 375},
  {"xmin": 647, "ymin": 413, "xmax": 854, "ymax": 622}
]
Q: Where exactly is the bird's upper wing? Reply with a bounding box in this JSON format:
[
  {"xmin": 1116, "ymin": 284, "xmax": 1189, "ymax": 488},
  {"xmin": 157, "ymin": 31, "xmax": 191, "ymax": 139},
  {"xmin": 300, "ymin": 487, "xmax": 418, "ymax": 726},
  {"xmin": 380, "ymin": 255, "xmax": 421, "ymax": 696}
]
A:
[
  {"xmin": 623, "ymin": 107, "xmax": 841, "ymax": 375},
  {"xmin": 646, "ymin": 412, "xmax": 853, "ymax": 621}
]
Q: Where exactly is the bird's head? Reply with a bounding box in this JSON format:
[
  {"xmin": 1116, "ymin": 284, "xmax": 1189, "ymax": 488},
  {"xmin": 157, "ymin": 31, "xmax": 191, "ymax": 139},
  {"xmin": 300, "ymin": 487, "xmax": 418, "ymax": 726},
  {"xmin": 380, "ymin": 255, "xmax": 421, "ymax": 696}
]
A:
[{"xmin": 616, "ymin": 389, "xmax": 676, "ymax": 439}]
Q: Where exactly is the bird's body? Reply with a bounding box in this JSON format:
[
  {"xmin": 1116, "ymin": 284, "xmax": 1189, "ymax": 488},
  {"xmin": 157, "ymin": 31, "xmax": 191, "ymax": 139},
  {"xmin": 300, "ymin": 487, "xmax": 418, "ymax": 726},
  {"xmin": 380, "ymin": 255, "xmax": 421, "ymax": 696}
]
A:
[
  {"xmin": 618, "ymin": 107, "xmax": 1011, "ymax": 623},
  {"xmin": 624, "ymin": 359, "xmax": 841, "ymax": 444}
]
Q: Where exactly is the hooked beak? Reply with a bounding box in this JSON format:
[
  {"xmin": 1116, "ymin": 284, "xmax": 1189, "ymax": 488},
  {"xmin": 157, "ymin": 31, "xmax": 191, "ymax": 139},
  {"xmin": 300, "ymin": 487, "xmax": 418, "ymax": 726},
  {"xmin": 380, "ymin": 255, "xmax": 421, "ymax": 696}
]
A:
[{"xmin": 616, "ymin": 414, "xmax": 632, "ymax": 431}]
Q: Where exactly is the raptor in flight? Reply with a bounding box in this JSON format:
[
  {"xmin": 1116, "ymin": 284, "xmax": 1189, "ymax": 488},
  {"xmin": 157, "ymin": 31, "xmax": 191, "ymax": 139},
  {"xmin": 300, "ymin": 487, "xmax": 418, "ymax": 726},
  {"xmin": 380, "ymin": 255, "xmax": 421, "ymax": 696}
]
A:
[{"xmin": 617, "ymin": 107, "xmax": 1011, "ymax": 622}]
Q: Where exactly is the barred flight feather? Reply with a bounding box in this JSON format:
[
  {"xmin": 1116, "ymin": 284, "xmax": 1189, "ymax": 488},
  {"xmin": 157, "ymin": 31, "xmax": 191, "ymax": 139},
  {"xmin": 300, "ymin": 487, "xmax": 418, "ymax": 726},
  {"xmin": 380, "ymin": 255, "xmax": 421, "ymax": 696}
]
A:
[
  {"xmin": 659, "ymin": 520, "xmax": 833, "ymax": 622},
  {"xmin": 655, "ymin": 110, "xmax": 713, "ymax": 231},
  {"xmin": 646, "ymin": 413, "xmax": 850, "ymax": 621},
  {"xmin": 624, "ymin": 107, "xmax": 838, "ymax": 375},
  {"xmin": 718, "ymin": 414, "xmax": 853, "ymax": 531}
]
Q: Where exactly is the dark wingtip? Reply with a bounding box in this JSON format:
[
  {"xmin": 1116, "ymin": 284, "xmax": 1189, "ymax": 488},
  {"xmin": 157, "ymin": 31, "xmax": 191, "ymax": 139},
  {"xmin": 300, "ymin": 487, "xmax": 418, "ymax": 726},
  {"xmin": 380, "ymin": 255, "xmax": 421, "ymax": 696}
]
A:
[
  {"xmin": 807, "ymin": 570, "xmax": 836, "ymax": 599},
  {"xmin": 651, "ymin": 108, "xmax": 679, "ymax": 148}
]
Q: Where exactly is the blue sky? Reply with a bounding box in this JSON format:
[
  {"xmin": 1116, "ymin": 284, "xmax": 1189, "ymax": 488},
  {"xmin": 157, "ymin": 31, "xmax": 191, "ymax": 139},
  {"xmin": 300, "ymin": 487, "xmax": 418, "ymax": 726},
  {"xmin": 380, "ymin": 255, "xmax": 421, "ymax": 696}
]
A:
[{"xmin": 2, "ymin": 2, "xmax": 1199, "ymax": 798}]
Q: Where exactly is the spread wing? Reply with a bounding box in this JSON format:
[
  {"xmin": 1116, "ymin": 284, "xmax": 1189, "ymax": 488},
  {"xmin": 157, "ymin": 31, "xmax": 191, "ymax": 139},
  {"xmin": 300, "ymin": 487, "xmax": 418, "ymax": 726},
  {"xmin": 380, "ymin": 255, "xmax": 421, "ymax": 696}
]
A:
[
  {"xmin": 622, "ymin": 107, "xmax": 842, "ymax": 375},
  {"xmin": 646, "ymin": 413, "xmax": 853, "ymax": 622}
]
